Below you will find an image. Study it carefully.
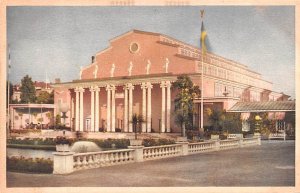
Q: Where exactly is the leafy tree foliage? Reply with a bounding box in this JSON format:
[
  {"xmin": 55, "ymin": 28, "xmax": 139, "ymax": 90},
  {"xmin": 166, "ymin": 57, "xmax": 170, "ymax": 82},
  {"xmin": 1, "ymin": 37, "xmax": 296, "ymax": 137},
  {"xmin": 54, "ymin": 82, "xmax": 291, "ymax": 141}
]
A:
[
  {"xmin": 20, "ymin": 75, "xmax": 36, "ymax": 103},
  {"xmin": 173, "ymin": 75, "xmax": 201, "ymax": 136},
  {"xmin": 207, "ymin": 108, "xmax": 225, "ymax": 134},
  {"xmin": 6, "ymin": 81, "xmax": 13, "ymax": 107},
  {"xmin": 36, "ymin": 91, "xmax": 54, "ymax": 104},
  {"xmin": 223, "ymin": 112, "xmax": 242, "ymax": 134}
]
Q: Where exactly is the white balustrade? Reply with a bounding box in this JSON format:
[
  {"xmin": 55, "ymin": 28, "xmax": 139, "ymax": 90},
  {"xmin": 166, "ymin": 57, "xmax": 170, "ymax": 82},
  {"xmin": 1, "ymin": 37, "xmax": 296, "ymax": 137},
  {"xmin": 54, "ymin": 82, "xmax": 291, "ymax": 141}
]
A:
[
  {"xmin": 73, "ymin": 149, "xmax": 134, "ymax": 171},
  {"xmin": 242, "ymin": 137, "xmax": 260, "ymax": 146},
  {"xmin": 188, "ymin": 141, "xmax": 215, "ymax": 154},
  {"xmin": 54, "ymin": 137, "xmax": 261, "ymax": 174},
  {"xmin": 220, "ymin": 139, "xmax": 240, "ymax": 150},
  {"xmin": 143, "ymin": 144, "xmax": 182, "ymax": 160}
]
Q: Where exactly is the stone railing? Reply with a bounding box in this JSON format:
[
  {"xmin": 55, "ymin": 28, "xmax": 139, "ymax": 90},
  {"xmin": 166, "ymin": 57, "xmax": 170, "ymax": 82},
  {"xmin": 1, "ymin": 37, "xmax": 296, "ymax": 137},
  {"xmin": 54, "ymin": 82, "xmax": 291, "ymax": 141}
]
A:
[
  {"xmin": 143, "ymin": 144, "xmax": 182, "ymax": 161},
  {"xmin": 188, "ymin": 141, "xmax": 215, "ymax": 154},
  {"xmin": 219, "ymin": 139, "xmax": 240, "ymax": 150},
  {"xmin": 73, "ymin": 149, "xmax": 135, "ymax": 172},
  {"xmin": 53, "ymin": 136, "xmax": 261, "ymax": 174},
  {"xmin": 242, "ymin": 137, "xmax": 262, "ymax": 146}
]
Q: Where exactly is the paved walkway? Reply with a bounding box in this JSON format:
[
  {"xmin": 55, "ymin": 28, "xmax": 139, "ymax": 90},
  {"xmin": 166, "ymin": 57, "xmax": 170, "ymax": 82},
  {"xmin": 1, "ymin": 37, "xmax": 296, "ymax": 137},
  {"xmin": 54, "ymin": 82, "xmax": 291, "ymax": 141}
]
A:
[{"xmin": 7, "ymin": 140, "xmax": 295, "ymax": 187}]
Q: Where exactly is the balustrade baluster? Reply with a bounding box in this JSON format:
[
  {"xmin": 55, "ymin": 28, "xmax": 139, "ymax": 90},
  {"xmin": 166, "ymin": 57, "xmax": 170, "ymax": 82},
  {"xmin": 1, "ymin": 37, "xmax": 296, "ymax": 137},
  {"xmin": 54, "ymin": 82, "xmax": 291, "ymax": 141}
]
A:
[
  {"xmin": 150, "ymin": 149, "xmax": 153, "ymax": 158},
  {"xmin": 124, "ymin": 151, "xmax": 129, "ymax": 161},
  {"xmin": 119, "ymin": 152, "xmax": 124, "ymax": 163},
  {"xmin": 82, "ymin": 155, "xmax": 88, "ymax": 169},
  {"xmin": 116, "ymin": 152, "xmax": 121, "ymax": 164},
  {"xmin": 74, "ymin": 156, "xmax": 80, "ymax": 170},
  {"xmin": 109, "ymin": 153, "xmax": 114, "ymax": 164},
  {"xmin": 129, "ymin": 151, "xmax": 134, "ymax": 161},
  {"xmin": 105, "ymin": 153, "xmax": 110, "ymax": 165},
  {"xmin": 88, "ymin": 155, "xmax": 94, "ymax": 168},
  {"xmin": 99, "ymin": 153, "xmax": 104, "ymax": 166}
]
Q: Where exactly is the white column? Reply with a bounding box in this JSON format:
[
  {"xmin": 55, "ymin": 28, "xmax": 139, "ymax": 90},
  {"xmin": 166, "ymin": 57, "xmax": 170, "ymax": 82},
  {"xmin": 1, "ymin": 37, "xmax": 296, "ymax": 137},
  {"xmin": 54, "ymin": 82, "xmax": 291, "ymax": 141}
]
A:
[
  {"xmin": 75, "ymin": 88, "xmax": 80, "ymax": 131},
  {"xmin": 166, "ymin": 81, "xmax": 171, "ymax": 132},
  {"xmin": 79, "ymin": 87, "xmax": 84, "ymax": 132},
  {"xmin": 95, "ymin": 86, "xmax": 100, "ymax": 132},
  {"xmin": 141, "ymin": 82, "xmax": 147, "ymax": 132},
  {"xmin": 146, "ymin": 82, "xmax": 153, "ymax": 133},
  {"xmin": 106, "ymin": 85, "xmax": 111, "ymax": 132},
  {"xmin": 111, "ymin": 85, "xmax": 116, "ymax": 132},
  {"xmin": 71, "ymin": 98, "xmax": 75, "ymax": 126},
  {"xmin": 128, "ymin": 83, "xmax": 134, "ymax": 132},
  {"xmin": 90, "ymin": 86, "xmax": 95, "ymax": 132},
  {"xmin": 160, "ymin": 81, "xmax": 166, "ymax": 133},
  {"xmin": 124, "ymin": 86, "xmax": 128, "ymax": 132}
]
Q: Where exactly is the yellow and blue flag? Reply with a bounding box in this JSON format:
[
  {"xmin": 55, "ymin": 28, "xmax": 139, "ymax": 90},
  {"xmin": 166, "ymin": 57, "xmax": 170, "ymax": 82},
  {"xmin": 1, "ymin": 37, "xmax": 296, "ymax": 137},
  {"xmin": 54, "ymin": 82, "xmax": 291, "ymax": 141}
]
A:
[{"xmin": 200, "ymin": 21, "xmax": 207, "ymax": 54}]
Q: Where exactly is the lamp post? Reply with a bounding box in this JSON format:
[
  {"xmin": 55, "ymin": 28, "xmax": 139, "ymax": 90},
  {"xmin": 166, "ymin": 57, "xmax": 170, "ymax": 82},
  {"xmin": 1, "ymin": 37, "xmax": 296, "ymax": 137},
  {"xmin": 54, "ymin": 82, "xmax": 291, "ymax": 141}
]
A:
[
  {"xmin": 254, "ymin": 114, "xmax": 262, "ymax": 136},
  {"xmin": 59, "ymin": 103, "xmax": 69, "ymax": 127}
]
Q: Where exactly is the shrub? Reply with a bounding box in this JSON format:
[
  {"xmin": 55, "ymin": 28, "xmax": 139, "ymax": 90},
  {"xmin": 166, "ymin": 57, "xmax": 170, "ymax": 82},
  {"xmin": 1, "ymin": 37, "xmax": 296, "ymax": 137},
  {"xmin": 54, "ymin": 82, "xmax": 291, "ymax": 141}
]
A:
[
  {"xmin": 10, "ymin": 129, "xmax": 41, "ymax": 134},
  {"xmin": 142, "ymin": 138, "xmax": 175, "ymax": 147},
  {"xmin": 142, "ymin": 138, "xmax": 157, "ymax": 147},
  {"xmin": 7, "ymin": 156, "xmax": 53, "ymax": 173},
  {"xmin": 55, "ymin": 136, "xmax": 74, "ymax": 145},
  {"xmin": 7, "ymin": 138, "xmax": 56, "ymax": 146},
  {"xmin": 157, "ymin": 138, "xmax": 175, "ymax": 145},
  {"xmin": 111, "ymin": 139, "xmax": 130, "ymax": 148}
]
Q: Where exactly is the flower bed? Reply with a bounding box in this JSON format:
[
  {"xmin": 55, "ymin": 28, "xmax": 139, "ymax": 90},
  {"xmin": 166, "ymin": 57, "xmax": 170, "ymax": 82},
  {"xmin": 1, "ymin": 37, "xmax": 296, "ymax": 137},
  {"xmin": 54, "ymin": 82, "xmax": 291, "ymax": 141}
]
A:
[{"xmin": 7, "ymin": 156, "xmax": 53, "ymax": 173}]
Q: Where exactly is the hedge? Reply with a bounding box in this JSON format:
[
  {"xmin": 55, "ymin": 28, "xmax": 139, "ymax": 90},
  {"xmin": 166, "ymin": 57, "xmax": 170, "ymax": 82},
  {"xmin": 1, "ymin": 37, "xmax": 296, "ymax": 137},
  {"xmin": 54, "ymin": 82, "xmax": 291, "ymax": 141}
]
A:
[
  {"xmin": 7, "ymin": 138, "xmax": 56, "ymax": 146},
  {"xmin": 87, "ymin": 138, "xmax": 130, "ymax": 149},
  {"xmin": 142, "ymin": 138, "xmax": 176, "ymax": 147},
  {"xmin": 7, "ymin": 156, "xmax": 53, "ymax": 173},
  {"xmin": 7, "ymin": 144, "xmax": 56, "ymax": 151}
]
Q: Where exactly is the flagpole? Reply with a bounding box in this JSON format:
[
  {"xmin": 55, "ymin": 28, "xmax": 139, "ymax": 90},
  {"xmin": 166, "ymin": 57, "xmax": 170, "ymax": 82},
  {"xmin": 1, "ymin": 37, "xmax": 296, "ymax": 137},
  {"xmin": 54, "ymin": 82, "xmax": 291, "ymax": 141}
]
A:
[
  {"xmin": 200, "ymin": 10, "xmax": 204, "ymax": 131},
  {"xmin": 7, "ymin": 45, "xmax": 11, "ymax": 136},
  {"xmin": 201, "ymin": 48, "xmax": 204, "ymax": 130}
]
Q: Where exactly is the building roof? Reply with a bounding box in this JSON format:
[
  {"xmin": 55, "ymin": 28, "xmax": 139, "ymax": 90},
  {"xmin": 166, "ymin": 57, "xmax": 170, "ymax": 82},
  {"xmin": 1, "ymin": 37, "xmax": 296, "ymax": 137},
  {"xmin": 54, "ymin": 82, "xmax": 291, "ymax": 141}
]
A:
[{"xmin": 228, "ymin": 101, "xmax": 295, "ymax": 112}]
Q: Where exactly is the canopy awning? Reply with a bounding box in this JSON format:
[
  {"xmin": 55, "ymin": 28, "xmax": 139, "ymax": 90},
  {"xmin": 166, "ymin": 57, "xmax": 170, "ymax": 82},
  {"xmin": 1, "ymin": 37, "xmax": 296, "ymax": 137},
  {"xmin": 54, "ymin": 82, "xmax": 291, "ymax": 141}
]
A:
[{"xmin": 228, "ymin": 101, "xmax": 295, "ymax": 112}]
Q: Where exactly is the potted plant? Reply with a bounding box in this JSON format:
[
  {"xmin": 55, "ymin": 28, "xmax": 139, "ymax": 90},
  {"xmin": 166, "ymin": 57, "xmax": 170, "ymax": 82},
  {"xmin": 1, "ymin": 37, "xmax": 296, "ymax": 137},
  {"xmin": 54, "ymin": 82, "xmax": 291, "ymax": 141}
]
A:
[
  {"xmin": 129, "ymin": 114, "xmax": 144, "ymax": 146},
  {"xmin": 55, "ymin": 136, "xmax": 72, "ymax": 152}
]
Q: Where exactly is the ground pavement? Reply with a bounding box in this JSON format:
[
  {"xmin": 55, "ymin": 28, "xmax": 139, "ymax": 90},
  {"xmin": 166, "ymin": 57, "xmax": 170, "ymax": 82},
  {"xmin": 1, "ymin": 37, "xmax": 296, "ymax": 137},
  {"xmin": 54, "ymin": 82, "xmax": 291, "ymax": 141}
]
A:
[{"xmin": 7, "ymin": 140, "xmax": 295, "ymax": 187}]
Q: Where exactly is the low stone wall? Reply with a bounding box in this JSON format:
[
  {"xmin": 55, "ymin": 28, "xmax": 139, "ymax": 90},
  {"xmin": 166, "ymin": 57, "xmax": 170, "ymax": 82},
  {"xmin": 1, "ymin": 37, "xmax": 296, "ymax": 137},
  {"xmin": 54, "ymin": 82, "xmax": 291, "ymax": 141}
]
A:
[{"xmin": 53, "ymin": 136, "xmax": 261, "ymax": 174}]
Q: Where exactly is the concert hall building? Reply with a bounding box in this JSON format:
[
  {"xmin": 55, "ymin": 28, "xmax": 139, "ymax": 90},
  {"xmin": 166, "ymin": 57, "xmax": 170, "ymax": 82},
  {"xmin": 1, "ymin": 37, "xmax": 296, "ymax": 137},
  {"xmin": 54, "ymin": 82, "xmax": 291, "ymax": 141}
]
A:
[{"xmin": 52, "ymin": 29, "xmax": 290, "ymax": 134}]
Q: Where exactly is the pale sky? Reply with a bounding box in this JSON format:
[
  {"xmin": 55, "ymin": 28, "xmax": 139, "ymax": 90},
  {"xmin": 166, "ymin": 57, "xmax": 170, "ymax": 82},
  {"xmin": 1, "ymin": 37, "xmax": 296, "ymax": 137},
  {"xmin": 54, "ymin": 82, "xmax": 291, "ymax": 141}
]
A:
[{"xmin": 7, "ymin": 6, "xmax": 295, "ymax": 98}]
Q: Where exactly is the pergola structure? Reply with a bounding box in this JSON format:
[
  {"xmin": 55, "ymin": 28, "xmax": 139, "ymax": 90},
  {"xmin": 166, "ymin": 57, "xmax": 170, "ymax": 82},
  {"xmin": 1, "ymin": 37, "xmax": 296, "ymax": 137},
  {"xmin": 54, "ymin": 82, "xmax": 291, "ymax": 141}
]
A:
[{"xmin": 228, "ymin": 101, "xmax": 295, "ymax": 134}]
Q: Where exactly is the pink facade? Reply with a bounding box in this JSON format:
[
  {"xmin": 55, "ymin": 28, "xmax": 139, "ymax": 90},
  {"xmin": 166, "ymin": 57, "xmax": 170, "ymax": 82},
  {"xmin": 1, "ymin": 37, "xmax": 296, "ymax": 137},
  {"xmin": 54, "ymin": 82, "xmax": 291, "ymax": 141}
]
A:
[{"xmin": 53, "ymin": 30, "xmax": 289, "ymax": 133}]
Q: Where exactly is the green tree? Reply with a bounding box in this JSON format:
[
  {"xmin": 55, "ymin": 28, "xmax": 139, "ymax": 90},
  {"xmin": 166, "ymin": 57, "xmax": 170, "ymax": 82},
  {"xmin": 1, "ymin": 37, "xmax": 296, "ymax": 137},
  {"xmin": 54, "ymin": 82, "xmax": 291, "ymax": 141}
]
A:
[
  {"xmin": 131, "ymin": 114, "xmax": 145, "ymax": 139},
  {"xmin": 173, "ymin": 75, "xmax": 201, "ymax": 137},
  {"xmin": 6, "ymin": 81, "xmax": 13, "ymax": 107},
  {"xmin": 55, "ymin": 114, "xmax": 61, "ymax": 127},
  {"xmin": 20, "ymin": 75, "xmax": 36, "ymax": 103},
  {"xmin": 207, "ymin": 108, "xmax": 225, "ymax": 134},
  {"xmin": 36, "ymin": 91, "xmax": 54, "ymax": 104},
  {"xmin": 223, "ymin": 112, "xmax": 242, "ymax": 134}
]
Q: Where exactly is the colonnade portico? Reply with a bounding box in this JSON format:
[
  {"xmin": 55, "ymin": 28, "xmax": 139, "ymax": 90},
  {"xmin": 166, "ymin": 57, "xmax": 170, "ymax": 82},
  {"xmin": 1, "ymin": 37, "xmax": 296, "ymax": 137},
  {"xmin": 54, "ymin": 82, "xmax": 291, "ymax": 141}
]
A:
[{"xmin": 72, "ymin": 80, "xmax": 172, "ymax": 133}]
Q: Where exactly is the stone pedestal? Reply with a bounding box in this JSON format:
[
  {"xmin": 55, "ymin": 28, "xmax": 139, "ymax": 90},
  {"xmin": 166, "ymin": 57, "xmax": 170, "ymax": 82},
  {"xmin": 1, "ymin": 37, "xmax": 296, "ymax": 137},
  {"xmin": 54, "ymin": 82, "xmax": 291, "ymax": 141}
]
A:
[
  {"xmin": 257, "ymin": 136, "xmax": 261, "ymax": 145},
  {"xmin": 128, "ymin": 145, "xmax": 144, "ymax": 162},
  {"xmin": 129, "ymin": 139, "xmax": 143, "ymax": 146},
  {"xmin": 176, "ymin": 142, "xmax": 189, "ymax": 156},
  {"xmin": 239, "ymin": 139, "xmax": 244, "ymax": 147},
  {"xmin": 211, "ymin": 134, "xmax": 220, "ymax": 140},
  {"xmin": 176, "ymin": 136, "xmax": 188, "ymax": 142},
  {"xmin": 53, "ymin": 152, "xmax": 75, "ymax": 174},
  {"xmin": 214, "ymin": 140, "xmax": 220, "ymax": 151}
]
